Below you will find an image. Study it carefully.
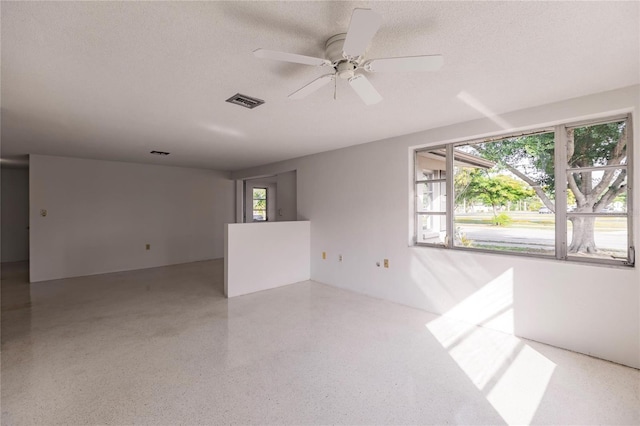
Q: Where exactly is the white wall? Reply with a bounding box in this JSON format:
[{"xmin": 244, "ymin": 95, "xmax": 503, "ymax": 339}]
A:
[
  {"xmin": 233, "ymin": 85, "xmax": 640, "ymax": 369},
  {"xmin": 224, "ymin": 221, "xmax": 310, "ymax": 297},
  {"xmin": 30, "ymin": 155, "xmax": 234, "ymax": 282},
  {"xmin": 276, "ymin": 170, "xmax": 297, "ymax": 221},
  {"xmin": 1, "ymin": 168, "xmax": 30, "ymax": 262}
]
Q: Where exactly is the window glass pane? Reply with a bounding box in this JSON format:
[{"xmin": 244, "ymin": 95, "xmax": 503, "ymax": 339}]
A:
[
  {"xmin": 416, "ymin": 214, "xmax": 446, "ymax": 245},
  {"xmin": 453, "ymin": 132, "xmax": 555, "ymax": 255},
  {"xmin": 253, "ymin": 199, "xmax": 266, "ymax": 210},
  {"xmin": 416, "ymin": 149, "xmax": 447, "ymax": 181},
  {"xmin": 567, "ymin": 120, "xmax": 627, "ymax": 168},
  {"xmin": 416, "ymin": 182, "xmax": 446, "ymax": 212},
  {"xmin": 567, "ymin": 169, "xmax": 627, "ymax": 213},
  {"xmin": 567, "ymin": 216, "xmax": 628, "ymax": 261},
  {"xmin": 253, "ymin": 188, "xmax": 267, "ymax": 200},
  {"xmin": 253, "ymin": 211, "xmax": 266, "ymax": 221}
]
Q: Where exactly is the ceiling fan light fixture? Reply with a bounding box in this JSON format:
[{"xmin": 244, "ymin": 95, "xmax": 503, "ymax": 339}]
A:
[{"xmin": 336, "ymin": 61, "xmax": 356, "ymax": 79}]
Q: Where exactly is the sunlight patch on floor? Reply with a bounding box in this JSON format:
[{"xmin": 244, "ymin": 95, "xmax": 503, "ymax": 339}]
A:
[
  {"xmin": 486, "ymin": 343, "xmax": 556, "ymax": 425},
  {"xmin": 426, "ymin": 268, "xmax": 556, "ymax": 425}
]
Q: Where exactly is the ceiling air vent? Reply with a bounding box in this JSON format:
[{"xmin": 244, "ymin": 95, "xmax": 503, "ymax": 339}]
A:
[
  {"xmin": 150, "ymin": 150, "xmax": 170, "ymax": 156},
  {"xmin": 226, "ymin": 93, "xmax": 265, "ymax": 109}
]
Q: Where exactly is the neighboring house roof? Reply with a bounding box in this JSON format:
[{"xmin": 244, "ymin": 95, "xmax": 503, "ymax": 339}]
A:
[{"xmin": 417, "ymin": 148, "xmax": 495, "ymax": 171}]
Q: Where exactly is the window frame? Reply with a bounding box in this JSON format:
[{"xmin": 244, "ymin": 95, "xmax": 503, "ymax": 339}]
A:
[
  {"xmin": 415, "ymin": 162, "xmax": 448, "ymax": 245},
  {"xmin": 413, "ymin": 113, "xmax": 635, "ymax": 267}
]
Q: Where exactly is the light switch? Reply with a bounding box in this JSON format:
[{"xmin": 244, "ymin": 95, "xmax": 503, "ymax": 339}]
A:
[{"xmin": 40, "ymin": 209, "xmax": 47, "ymax": 217}]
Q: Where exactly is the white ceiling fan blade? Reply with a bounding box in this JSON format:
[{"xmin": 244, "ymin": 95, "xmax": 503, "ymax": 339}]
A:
[
  {"xmin": 348, "ymin": 74, "xmax": 382, "ymax": 105},
  {"xmin": 342, "ymin": 9, "xmax": 382, "ymax": 58},
  {"xmin": 253, "ymin": 49, "xmax": 331, "ymax": 67},
  {"xmin": 288, "ymin": 74, "xmax": 335, "ymax": 99},
  {"xmin": 365, "ymin": 55, "xmax": 444, "ymax": 72}
]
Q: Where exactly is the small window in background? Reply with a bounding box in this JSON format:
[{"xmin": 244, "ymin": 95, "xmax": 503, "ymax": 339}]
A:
[{"xmin": 252, "ymin": 188, "xmax": 267, "ymax": 221}]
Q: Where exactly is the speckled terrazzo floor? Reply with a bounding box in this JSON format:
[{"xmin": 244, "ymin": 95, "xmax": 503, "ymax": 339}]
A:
[{"xmin": 1, "ymin": 260, "xmax": 638, "ymax": 425}]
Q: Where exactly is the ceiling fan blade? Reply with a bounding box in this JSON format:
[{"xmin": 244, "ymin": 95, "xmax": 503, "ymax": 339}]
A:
[
  {"xmin": 253, "ymin": 49, "xmax": 331, "ymax": 67},
  {"xmin": 288, "ymin": 74, "xmax": 335, "ymax": 99},
  {"xmin": 342, "ymin": 9, "xmax": 383, "ymax": 58},
  {"xmin": 365, "ymin": 55, "xmax": 444, "ymax": 72},
  {"xmin": 348, "ymin": 74, "xmax": 382, "ymax": 105}
]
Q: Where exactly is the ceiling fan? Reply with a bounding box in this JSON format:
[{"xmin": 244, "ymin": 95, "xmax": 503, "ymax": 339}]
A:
[{"xmin": 253, "ymin": 8, "xmax": 443, "ymax": 106}]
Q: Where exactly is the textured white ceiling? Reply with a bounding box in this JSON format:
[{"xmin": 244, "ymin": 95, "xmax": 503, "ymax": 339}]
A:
[{"xmin": 1, "ymin": 1, "xmax": 638, "ymax": 171}]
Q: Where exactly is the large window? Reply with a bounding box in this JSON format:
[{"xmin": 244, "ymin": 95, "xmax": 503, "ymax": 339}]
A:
[{"xmin": 414, "ymin": 114, "xmax": 634, "ymax": 266}]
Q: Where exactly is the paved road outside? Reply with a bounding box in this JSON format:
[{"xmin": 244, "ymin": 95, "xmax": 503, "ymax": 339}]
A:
[{"xmin": 457, "ymin": 223, "xmax": 627, "ymax": 252}]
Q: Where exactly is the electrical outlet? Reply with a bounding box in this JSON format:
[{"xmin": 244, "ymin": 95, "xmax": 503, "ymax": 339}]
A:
[
  {"xmin": 338, "ymin": 255, "xmax": 343, "ymax": 262},
  {"xmin": 322, "ymin": 251, "xmax": 326, "ymax": 260},
  {"xmin": 384, "ymin": 259, "xmax": 389, "ymax": 268},
  {"xmin": 146, "ymin": 244, "xmax": 150, "ymax": 250}
]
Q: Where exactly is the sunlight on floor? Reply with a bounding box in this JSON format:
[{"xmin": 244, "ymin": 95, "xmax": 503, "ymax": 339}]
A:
[
  {"xmin": 426, "ymin": 268, "xmax": 556, "ymax": 425},
  {"xmin": 486, "ymin": 343, "xmax": 556, "ymax": 425}
]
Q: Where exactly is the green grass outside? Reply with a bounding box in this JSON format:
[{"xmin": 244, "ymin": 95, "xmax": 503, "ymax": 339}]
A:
[
  {"xmin": 455, "ymin": 213, "xmax": 627, "ymax": 230},
  {"xmin": 471, "ymin": 244, "xmax": 553, "ymax": 254}
]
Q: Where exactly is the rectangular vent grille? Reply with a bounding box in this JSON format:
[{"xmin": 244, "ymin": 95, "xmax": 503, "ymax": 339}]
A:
[
  {"xmin": 226, "ymin": 93, "xmax": 265, "ymax": 109},
  {"xmin": 150, "ymin": 150, "xmax": 170, "ymax": 156}
]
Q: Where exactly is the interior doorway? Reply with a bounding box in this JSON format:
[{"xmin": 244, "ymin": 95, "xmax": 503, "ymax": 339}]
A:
[
  {"xmin": 1, "ymin": 164, "xmax": 30, "ymax": 262},
  {"xmin": 244, "ymin": 177, "xmax": 276, "ymax": 222},
  {"xmin": 1, "ymin": 159, "xmax": 30, "ymax": 281},
  {"xmin": 241, "ymin": 171, "xmax": 297, "ymax": 223}
]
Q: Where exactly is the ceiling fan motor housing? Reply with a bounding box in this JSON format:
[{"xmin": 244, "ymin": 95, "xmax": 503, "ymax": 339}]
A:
[
  {"xmin": 325, "ymin": 33, "xmax": 347, "ymax": 62},
  {"xmin": 326, "ymin": 33, "xmax": 359, "ymax": 79}
]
